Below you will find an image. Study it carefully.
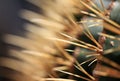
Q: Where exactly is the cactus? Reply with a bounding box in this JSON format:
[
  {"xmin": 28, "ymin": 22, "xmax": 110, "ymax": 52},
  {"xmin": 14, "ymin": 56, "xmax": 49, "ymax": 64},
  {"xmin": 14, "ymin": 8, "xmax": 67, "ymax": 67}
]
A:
[{"xmin": 0, "ymin": 0, "xmax": 120, "ymax": 81}]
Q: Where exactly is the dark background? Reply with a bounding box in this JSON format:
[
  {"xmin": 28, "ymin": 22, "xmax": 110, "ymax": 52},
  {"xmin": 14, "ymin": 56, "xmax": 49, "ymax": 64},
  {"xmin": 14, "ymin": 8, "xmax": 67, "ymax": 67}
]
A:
[
  {"xmin": 0, "ymin": 1, "xmax": 38, "ymax": 80},
  {"xmin": 0, "ymin": 0, "xmax": 40, "ymax": 56}
]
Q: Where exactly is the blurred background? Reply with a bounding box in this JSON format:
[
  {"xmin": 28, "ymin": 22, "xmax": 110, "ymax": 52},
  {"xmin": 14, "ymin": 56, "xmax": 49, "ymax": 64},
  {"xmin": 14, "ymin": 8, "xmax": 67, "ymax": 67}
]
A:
[{"xmin": 0, "ymin": 1, "xmax": 31, "ymax": 80}]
